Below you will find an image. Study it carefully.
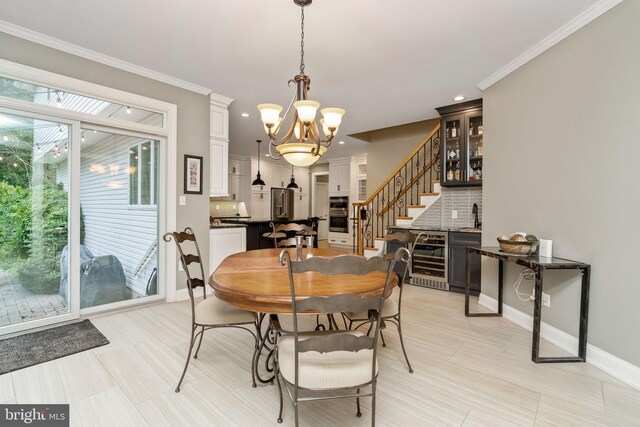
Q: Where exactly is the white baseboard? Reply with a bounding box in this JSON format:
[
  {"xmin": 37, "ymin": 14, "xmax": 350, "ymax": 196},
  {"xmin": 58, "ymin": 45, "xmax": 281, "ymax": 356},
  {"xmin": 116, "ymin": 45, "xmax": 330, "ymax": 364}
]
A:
[
  {"xmin": 478, "ymin": 293, "xmax": 640, "ymax": 391},
  {"xmin": 175, "ymin": 286, "xmax": 213, "ymax": 302}
]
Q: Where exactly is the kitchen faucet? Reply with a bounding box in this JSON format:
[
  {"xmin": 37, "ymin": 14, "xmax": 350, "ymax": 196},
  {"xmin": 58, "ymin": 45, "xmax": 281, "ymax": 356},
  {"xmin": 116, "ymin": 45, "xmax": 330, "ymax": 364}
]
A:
[{"xmin": 472, "ymin": 203, "xmax": 481, "ymax": 229}]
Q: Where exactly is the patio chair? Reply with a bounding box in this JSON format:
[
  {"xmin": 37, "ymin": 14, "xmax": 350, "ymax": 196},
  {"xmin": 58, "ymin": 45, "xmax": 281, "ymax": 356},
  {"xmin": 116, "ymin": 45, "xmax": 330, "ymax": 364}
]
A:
[
  {"xmin": 163, "ymin": 227, "xmax": 259, "ymax": 392},
  {"xmin": 272, "ymin": 248, "xmax": 409, "ymax": 426},
  {"xmin": 344, "ymin": 231, "xmax": 424, "ymax": 373}
]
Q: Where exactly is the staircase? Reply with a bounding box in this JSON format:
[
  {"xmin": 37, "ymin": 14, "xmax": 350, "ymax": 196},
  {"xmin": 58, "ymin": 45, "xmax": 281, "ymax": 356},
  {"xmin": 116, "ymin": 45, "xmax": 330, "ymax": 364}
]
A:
[{"xmin": 353, "ymin": 125, "xmax": 441, "ymax": 257}]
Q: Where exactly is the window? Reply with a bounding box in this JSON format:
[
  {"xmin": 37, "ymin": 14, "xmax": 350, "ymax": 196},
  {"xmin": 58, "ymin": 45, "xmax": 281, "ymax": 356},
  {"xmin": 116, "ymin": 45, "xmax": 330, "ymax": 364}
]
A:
[
  {"xmin": 129, "ymin": 140, "xmax": 159, "ymax": 205},
  {"xmin": 0, "ymin": 75, "xmax": 165, "ymax": 127}
]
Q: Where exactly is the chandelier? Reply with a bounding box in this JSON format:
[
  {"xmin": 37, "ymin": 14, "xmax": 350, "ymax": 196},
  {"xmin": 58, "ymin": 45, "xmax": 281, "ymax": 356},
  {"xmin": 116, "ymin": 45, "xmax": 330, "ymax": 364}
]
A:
[{"xmin": 257, "ymin": 0, "xmax": 345, "ymax": 167}]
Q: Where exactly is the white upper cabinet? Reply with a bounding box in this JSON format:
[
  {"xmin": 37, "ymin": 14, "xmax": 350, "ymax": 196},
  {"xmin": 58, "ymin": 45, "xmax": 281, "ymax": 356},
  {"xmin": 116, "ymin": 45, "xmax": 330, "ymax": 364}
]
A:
[
  {"xmin": 209, "ymin": 93, "xmax": 233, "ymax": 197},
  {"xmin": 329, "ymin": 161, "xmax": 351, "ymax": 196},
  {"xmin": 209, "ymin": 103, "xmax": 229, "ymax": 141},
  {"xmin": 294, "ymin": 167, "xmax": 310, "ymax": 194},
  {"xmin": 275, "ymin": 165, "xmax": 291, "ymax": 188},
  {"xmin": 210, "ymin": 139, "xmax": 228, "ymax": 196},
  {"xmin": 229, "ymin": 158, "xmax": 244, "ymax": 176}
]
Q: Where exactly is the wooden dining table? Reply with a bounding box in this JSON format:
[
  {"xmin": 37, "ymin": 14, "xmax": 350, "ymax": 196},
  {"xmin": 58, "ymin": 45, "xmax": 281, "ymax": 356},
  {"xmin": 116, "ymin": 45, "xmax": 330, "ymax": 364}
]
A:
[
  {"xmin": 209, "ymin": 247, "xmax": 398, "ymax": 314},
  {"xmin": 209, "ymin": 247, "xmax": 398, "ymax": 384}
]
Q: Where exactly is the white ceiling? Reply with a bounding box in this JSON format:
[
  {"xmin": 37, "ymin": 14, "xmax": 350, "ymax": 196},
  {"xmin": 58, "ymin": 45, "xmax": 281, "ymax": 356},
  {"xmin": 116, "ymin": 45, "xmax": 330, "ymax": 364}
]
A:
[{"xmin": 0, "ymin": 0, "xmax": 601, "ymax": 161}]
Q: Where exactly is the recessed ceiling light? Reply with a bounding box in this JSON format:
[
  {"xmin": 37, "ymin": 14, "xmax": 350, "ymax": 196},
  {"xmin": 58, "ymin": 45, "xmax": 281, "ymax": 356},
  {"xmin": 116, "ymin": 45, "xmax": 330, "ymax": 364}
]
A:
[
  {"xmin": 265, "ymin": 154, "xmax": 270, "ymax": 157},
  {"xmin": 241, "ymin": 113, "xmax": 250, "ymax": 117},
  {"xmin": 453, "ymin": 95, "xmax": 465, "ymax": 101},
  {"xmin": 338, "ymin": 141, "xmax": 345, "ymax": 145}
]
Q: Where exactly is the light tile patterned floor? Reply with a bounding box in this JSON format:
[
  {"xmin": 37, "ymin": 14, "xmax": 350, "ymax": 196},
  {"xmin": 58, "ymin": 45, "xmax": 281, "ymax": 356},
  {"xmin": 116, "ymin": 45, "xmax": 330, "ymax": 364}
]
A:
[{"xmin": 1, "ymin": 286, "xmax": 639, "ymax": 426}]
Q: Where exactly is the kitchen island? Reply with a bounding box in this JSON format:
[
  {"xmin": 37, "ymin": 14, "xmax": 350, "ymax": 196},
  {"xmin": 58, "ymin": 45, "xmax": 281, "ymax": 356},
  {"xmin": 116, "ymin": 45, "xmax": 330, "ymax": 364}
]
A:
[{"xmin": 215, "ymin": 217, "xmax": 320, "ymax": 250}]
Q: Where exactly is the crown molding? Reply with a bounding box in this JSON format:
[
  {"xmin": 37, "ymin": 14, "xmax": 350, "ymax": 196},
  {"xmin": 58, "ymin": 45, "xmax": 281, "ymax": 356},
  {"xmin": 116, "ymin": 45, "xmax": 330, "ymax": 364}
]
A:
[
  {"xmin": 210, "ymin": 92, "xmax": 234, "ymax": 107},
  {"xmin": 0, "ymin": 19, "xmax": 213, "ymax": 96},
  {"xmin": 478, "ymin": 0, "xmax": 623, "ymax": 91}
]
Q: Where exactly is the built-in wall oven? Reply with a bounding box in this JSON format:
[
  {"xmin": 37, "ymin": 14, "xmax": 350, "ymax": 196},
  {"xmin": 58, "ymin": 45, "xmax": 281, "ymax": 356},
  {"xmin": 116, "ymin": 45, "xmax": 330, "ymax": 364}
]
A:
[{"xmin": 329, "ymin": 196, "xmax": 349, "ymax": 233}]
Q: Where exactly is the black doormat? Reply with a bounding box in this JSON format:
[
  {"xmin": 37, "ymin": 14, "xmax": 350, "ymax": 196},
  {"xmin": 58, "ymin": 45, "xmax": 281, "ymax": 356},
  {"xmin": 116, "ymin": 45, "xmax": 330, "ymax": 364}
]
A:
[{"xmin": 0, "ymin": 319, "xmax": 109, "ymax": 375}]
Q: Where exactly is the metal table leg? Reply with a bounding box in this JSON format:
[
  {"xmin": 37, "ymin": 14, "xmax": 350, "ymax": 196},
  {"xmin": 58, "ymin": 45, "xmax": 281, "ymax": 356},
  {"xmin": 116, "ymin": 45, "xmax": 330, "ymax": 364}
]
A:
[
  {"xmin": 532, "ymin": 266, "xmax": 587, "ymax": 363},
  {"xmin": 466, "ymin": 249, "xmax": 502, "ymax": 317}
]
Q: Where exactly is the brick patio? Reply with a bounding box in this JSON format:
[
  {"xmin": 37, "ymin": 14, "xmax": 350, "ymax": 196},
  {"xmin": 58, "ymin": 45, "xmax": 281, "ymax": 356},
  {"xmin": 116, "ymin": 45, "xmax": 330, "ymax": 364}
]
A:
[{"xmin": 0, "ymin": 270, "xmax": 68, "ymax": 327}]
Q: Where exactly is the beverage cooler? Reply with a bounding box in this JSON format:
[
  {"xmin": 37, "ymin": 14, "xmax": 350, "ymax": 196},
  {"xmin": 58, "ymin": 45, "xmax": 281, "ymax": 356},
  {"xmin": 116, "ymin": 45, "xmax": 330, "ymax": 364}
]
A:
[{"xmin": 409, "ymin": 231, "xmax": 449, "ymax": 291}]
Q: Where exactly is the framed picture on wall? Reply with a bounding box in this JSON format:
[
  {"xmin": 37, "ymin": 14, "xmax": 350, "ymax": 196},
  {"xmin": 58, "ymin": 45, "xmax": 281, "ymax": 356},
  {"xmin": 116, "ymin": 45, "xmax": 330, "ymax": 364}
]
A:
[{"xmin": 184, "ymin": 154, "xmax": 203, "ymax": 194}]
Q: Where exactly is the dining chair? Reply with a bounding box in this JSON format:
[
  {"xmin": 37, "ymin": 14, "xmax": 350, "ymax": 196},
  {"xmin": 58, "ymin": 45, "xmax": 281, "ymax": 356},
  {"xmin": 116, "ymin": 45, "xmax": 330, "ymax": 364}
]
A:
[
  {"xmin": 344, "ymin": 231, "xmax": 425, "ymax": 373},
  {"xmin": 163, "ymin": 227, "xmax": 259, "ymax": 392},
  {"xmin": 272, "ymin": 248, "xmax": 409, "ymax": 426},
  {"xmin": 264, "ymin": 222, "xmax": 315, "ymax": 248}
]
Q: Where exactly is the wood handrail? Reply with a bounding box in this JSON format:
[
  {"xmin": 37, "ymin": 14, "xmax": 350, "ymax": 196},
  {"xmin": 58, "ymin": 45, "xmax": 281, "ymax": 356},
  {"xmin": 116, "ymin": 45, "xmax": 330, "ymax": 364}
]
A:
[{"xmin": 353, "ymin": 124, "xmax": 441, "ymax": 207}]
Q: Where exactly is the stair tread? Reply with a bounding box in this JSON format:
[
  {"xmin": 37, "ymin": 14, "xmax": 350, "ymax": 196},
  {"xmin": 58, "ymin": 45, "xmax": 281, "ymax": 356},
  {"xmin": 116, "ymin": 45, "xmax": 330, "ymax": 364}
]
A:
[
  {"xmin": 419, "ymin": 192, "xmax": 440, "ymax": 196},
  {"xmin": 396, "ymin": 216, "xmax": 413, "ymax": 220},
  {"xmin": 364, "ymin": 246, "xmax": 378, "ymax": 251},
  {"xmin": 374, "ymin": 237, "xmax": 386, "ymax": 241},
  {"xmin": 408, "ymin": 205, "xmax": 426, "ymax": 208}
]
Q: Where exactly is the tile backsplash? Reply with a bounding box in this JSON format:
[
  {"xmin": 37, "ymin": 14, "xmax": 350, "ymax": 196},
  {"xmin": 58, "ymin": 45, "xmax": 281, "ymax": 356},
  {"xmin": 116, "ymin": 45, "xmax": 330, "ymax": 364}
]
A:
[
  {"xmin": 412, "ymin": 187, "xmax": 482, "ymax": 228},
  {"xmin": 210, "ymin": 200, "xmax": 248, "ymax": 218}
]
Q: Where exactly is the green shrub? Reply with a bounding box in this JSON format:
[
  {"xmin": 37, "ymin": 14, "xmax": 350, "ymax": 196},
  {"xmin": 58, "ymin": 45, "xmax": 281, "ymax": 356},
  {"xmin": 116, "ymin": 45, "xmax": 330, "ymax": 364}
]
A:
[
  {"xmin": 0, "ymin": 181, "xmax": 30, "ymax": 259},
  {"xmin": 14, "ymin": 258, "xmax": 60, "ymax": 294}
]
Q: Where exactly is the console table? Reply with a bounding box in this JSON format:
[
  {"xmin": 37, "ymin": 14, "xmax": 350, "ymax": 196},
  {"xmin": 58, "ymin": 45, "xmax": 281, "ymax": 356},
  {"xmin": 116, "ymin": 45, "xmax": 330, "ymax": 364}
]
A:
[{"xmin": 465, "ymin": 247, "xmax": 590, "ymax": 363}]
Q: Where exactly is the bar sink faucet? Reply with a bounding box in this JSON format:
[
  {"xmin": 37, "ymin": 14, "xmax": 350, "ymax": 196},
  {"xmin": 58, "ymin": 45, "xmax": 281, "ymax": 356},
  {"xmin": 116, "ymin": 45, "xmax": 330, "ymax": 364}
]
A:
[{"xmin": 472, "ymin": 203, "xmax": 481, "ymax": 229}]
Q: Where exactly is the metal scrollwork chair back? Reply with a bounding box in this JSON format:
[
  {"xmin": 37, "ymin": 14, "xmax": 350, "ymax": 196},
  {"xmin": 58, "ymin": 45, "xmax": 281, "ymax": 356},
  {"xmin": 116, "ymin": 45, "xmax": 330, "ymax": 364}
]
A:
[
  {"xmin": 345, "ymin": 230, "xmax": 423, "ymax": 374},
  {"xmin": 272, "ymin": 248, "xmax": 409, "ymax": 426},
  {"xmin": 163, "ymin": 227, "xmax": 259, "ymax": 392}
]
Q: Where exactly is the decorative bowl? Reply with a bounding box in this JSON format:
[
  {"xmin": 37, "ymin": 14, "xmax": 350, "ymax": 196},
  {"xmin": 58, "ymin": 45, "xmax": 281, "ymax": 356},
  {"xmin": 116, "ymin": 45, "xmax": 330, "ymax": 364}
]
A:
[{"xmin": 497, "ymin": 238, "xmax": 539, "ymax": 255}]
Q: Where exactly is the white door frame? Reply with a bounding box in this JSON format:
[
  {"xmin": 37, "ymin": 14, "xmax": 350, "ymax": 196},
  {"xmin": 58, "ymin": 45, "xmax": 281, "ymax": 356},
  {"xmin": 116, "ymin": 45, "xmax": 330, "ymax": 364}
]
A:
[
  {"xmin": 311, "ymin": 171, "xmax": 329, "ymax": 216},
  {"xmin": 0, "ymin": 59, "xmax": 178, "ymax": 333},
  {"xmin": 0, "ymin": 106, "xmax": 81, "ymax": 335}
]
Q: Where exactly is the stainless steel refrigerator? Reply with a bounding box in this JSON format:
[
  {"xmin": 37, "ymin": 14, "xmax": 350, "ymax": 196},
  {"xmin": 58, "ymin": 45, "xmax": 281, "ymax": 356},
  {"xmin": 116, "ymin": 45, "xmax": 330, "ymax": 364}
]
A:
[{"xmin": 271, "ymin": 188, "xmax": 294, "ymax": 220}]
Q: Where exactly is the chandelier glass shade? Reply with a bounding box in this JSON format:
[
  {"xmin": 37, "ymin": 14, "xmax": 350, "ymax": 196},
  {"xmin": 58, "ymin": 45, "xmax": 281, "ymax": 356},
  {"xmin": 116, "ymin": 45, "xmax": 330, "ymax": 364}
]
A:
[{"xmin": 257, "ymin": 0, "xmax": 345, "ymax": 167}]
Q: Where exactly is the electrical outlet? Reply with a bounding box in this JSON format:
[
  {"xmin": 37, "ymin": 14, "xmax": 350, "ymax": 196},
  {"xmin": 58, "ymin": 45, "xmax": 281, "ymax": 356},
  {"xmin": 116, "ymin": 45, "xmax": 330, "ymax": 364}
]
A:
[
  {"xmin": 178, "ymin": 262, "xmax": 184, "ymax": 272},
  {"xmin": 452, "ymin": 210, "xmax": 458, "ymax": 219},
  {"xmin": 179, "ymin": 196, "xmax": 186, "ymax": 206},
  {"xmin": 542, "ymin": 292, "xmax": 551, "ymax": 307}
]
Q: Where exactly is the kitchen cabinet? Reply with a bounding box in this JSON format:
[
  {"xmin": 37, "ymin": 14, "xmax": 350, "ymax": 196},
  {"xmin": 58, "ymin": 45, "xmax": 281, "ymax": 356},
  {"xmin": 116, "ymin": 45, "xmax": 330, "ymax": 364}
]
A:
[
  {"xmin": 229, "ymin": 159, "xmax": 244, "ymax": 176},
  {"xmin": 209, "ymin": 93, "xmax": 233, "ymax": 197},
  {"xmin": 209, "ymin": 227, "xmax": 246, "ymax": 276},
  {"xmin": 448, "ymin": 231, "xmax": 481, "ymax": 295},
  {"xmin": 329, "ymin": 161, "xmax": 351, "ymax": 196},
  {"xmin": 293, "ymin": 167, "xmax": 310, "ymax": 194},
  {"xmin": 209, "ymin": 139, "xmax": 228, "ymax": 197},
  {"xmin": 295, "ymin": 193, "xmax": 309, "ymax": 218},
  {"xmin": 328, "ymin": 232, "xmax": 350, "ymax": 247},
  {"xmin": 436, "ymin": 99, "xmax": 483, "ymax": 188},
  {"xmin": 228, "ymin": 174, "xmax": 244, "ymax": 201},
  {"xmin": 276, "ymin": 165, "xmax": 292, "ymax": 188},
  {"xmin": 250, "ymin": 190, "xmax": 271, "ymax": 220}
]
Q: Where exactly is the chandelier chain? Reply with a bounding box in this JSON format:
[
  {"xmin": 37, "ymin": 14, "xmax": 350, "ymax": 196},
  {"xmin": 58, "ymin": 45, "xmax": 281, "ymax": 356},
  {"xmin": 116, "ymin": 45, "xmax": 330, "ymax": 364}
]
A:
[{"xmin": 300, "ymin": 6, "xmax": 305, "ymax": 74}]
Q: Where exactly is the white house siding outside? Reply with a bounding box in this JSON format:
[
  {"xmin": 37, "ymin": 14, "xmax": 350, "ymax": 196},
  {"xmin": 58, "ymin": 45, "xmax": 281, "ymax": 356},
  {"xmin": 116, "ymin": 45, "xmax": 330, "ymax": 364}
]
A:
[{"xmin": 57, "ymin": 134, "xmax": 158, "ymax": 296}]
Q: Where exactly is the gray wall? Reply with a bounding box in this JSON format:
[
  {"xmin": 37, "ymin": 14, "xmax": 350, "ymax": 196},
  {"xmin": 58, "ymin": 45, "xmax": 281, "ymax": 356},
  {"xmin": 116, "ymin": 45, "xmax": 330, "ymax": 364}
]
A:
[
  {"xmin": 482, "ymin": 1, "xmax": 639, "ymax": 365},
  {"xmin": 0, "ymin": 32, "xmax": 211, "ymax": 292},
  {"xmin": 363, "ymin": 119, "xmax": 440, "ymax": 197}
]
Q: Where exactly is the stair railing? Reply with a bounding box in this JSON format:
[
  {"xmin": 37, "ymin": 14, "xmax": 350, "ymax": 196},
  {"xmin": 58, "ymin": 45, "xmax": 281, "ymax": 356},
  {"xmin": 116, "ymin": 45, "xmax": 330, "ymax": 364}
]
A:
[{"xmin": 353, "ymin": 125, "xmax": 440, "ymax": 254}]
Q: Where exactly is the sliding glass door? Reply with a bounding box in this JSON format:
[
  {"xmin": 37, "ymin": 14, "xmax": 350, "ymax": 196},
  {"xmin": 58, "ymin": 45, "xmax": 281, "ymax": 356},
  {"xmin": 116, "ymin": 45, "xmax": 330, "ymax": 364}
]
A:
[
  {"xmin": 78, "ymin": 128, "xmax": 160, "ymax": 310},
  {"xmin": 0, "ymin": 110, "xmax": 75, "ymax": 331},
  {"xmin": 0, "ymin": 64, "xmax": 173, "ymax": 335}
]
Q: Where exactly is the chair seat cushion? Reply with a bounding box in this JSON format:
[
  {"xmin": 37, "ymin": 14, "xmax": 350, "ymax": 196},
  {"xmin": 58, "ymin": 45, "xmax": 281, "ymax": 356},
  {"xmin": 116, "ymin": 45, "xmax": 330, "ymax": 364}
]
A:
[
  {"xmin": 277, "ymin": 331, "xmax": 378, "ymax": 389},
  {"xmin": 195, "ymin": 297, "xmax": 255, "ymax": 326},
  {"xmin": 347, "ymin": 287, "xmax": 399, "ymax": 321}
]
